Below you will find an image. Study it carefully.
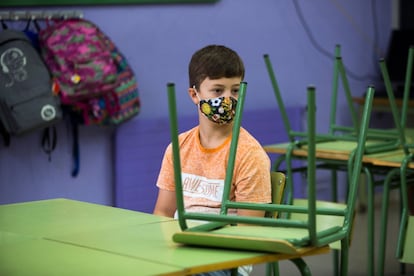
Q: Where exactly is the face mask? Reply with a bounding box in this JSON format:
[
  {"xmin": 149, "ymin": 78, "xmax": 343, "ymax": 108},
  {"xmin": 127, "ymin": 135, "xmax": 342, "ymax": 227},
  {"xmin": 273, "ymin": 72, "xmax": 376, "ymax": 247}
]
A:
[{"xmin": 197, "ymin": 95, "xmax": 238, "ymax": 125}]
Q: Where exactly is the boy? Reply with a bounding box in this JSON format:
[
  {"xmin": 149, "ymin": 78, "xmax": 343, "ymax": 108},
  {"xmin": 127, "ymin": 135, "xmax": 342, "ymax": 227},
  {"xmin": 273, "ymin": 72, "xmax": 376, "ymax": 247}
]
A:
[{"xmin": 153, "ymin": 45, "xmax": 272, "ymax": 275}]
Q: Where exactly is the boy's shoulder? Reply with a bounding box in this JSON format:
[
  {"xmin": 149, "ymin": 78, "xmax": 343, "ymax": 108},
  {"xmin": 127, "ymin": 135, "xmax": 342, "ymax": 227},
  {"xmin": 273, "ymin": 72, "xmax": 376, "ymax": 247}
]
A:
[
  {"xmin": 178, "ymin": 126, "xmax": 198, "ymax": 139},
  {"xmin": 239, "ymin": 127, "xmax": 262, "ymax": 147}
]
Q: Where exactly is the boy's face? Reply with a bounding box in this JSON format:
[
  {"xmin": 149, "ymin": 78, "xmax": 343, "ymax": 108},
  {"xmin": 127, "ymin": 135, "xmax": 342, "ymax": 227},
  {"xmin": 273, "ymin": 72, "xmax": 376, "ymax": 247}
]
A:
[
  {"xmin": 189, "ymin": 76, "xmax": 242, "ymax": 125},
  {"xmin": 190, "ymin": 77, "xmax": 242, "ymax": 102}
]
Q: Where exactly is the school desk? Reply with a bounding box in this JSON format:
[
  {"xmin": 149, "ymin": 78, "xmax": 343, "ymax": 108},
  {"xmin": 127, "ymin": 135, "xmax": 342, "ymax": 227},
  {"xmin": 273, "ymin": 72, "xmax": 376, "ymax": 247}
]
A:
[
  {"xmin": 263, "ymin": 139, "xmax": 414, "ymax": 276},
  {"xmin": 0, "ymin": 198, "xmax": 329, "ymax": 275},
  {"xmin": 352, "ymin": 96, "xmax": 414, "ymax": 113},
  {"xmin": 263, "ymin": 139, "xmax": 385, "ymax": 276}
]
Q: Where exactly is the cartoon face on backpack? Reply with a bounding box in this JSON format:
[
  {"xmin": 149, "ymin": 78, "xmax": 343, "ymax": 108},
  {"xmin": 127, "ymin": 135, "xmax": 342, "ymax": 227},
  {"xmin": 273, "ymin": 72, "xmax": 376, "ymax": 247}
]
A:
[
  {"xmin": 0, "ymin": 29, "xmax": 62, "ymax": 136},
  {"xmin": 0, "ymin": 47, "xmax": 28, "ymax": 87}
]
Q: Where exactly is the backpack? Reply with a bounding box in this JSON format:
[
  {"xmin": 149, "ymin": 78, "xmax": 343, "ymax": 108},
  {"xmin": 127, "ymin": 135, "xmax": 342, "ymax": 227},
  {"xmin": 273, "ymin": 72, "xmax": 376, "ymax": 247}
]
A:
[
  {"xmin": 38, "ymin": 18, "xmax": 140, "ymax": 126},
  {"xmin": 70, "ymin": 44, "xmax": 141, "ymax": 126},
  {"xmin": 38, "ymin": 18, "xmax": 140, "ymax": 176},
  {"xmin": 0, "ymin": 29, "xmax": 62, "ymax": 145}
]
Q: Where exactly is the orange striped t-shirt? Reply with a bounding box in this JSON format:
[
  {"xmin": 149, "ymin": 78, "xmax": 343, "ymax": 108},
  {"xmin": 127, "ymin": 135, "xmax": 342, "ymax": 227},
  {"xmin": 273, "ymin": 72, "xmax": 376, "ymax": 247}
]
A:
[{"xmin": 156, "ymin": 126, "xmax": 271, "ymax": 215}]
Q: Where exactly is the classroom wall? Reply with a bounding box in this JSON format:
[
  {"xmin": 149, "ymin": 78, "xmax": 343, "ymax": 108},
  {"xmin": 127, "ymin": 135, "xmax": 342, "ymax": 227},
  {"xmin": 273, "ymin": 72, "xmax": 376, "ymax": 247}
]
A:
[{"xmin": 0, "ymin": 1, "xmax": 392, "ymax": 206}]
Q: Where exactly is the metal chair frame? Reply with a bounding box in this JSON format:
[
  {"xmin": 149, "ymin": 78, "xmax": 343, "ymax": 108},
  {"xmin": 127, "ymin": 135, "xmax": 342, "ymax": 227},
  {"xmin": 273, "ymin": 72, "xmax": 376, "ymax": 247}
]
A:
[
  {"xmin": 263, "ymin": 45, "xmax": 410, "ymax": 276},
  {"xmin": 376, "ymin": 46, "xmax": 414, "ymax": 276},
  {"xmin": 166, "ymin": 81, "xmax": 375, "ymax": 275}
]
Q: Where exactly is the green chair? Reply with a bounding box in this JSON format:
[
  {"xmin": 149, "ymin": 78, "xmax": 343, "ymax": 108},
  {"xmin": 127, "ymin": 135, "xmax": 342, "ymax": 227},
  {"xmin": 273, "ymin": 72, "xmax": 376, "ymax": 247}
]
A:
[
  {"xmin": 376, "ymin": 155, "xmax": 414, "ymax": 276},
  {"xmin": 263, "ymin": 46, "xmax": 407, "ymax": 276},
  {"xmin": 263, "ymin": 50, "xmax": 364, "ymax": 275},
  {"xmin": 267, "ymin": 172, "xmax": 287, "ymax": 219},
  {"xmin": 166, "ymin": 81, "xmax": 375, "ymax": 275},
  {"xmin": 396, "ymin": 154, "xmax": 414, "ymax": 266},
  {"xmin": 393, "ymin": 48, "xmax": 414, "ymax": 276},
  {"xmin": 263, "ymin": 46, "xmax": 404, "ymax": 204},
  {"xmin": 265, "ymin": 171, "xmax": 286, "ymax": 276},
  {"xmin": 375, "ymin": 46, "xmax": 414, "ymax": 276}
]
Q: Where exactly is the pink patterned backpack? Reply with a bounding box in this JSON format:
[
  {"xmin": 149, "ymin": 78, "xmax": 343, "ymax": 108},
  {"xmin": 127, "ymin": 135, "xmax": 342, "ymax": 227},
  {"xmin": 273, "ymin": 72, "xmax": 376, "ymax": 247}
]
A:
[
  {"xmin": 38, "ymin": 18, "xmax": 140, "ymax": 176},
  {"xmin": 39, "ymin": 18, "xmax": 140, "ymax": 126}
]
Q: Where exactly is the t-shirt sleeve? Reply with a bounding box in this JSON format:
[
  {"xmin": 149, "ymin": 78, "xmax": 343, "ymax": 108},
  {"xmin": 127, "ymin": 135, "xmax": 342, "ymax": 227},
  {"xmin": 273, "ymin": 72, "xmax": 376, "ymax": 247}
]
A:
[
  {"xmin": 156, "ymin": 143, "xmax": 175, "ymax": 192},
  {"xmin": 233, "ymin": 142, "xmax": 272, "ymax": 204}
]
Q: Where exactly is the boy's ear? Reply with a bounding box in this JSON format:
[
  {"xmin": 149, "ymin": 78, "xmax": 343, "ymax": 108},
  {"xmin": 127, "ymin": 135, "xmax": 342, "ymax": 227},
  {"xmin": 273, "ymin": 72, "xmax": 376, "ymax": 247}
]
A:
[{"xmin": 188, "ymin": 87, "xmax": 199, "ymax": 105}]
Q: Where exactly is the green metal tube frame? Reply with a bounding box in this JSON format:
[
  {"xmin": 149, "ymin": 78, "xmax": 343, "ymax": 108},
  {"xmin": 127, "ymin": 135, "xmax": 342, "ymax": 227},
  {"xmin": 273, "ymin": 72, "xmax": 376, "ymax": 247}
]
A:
[{"xmin": 167, "ymin": 81, "xmax": 375, "ymax": 256}]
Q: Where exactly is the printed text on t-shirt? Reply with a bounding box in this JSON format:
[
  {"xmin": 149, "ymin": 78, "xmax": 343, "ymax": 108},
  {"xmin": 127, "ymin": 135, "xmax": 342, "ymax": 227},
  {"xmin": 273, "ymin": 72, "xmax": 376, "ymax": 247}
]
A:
[{"xmin": 181, "ymin": 173, "xmax": 224, "ymax": 202}]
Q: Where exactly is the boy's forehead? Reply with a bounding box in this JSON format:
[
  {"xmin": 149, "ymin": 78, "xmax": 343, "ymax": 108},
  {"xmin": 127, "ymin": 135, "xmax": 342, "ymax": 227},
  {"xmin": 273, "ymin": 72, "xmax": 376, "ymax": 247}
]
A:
[{"xmin": 201, "ymin": 77, "xmax": 242, "ymax": 87}]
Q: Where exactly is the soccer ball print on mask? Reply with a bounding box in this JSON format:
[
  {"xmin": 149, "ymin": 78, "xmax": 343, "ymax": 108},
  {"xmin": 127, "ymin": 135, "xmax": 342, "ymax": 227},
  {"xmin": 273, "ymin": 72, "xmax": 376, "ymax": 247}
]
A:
[{"xmin": 198, "ymin": 95, "xmax": 237, "ymax": 125}]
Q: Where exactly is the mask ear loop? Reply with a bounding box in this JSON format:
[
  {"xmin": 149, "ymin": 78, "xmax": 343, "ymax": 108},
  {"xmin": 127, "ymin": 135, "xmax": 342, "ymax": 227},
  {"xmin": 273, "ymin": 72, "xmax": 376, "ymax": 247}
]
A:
[{"xmin": 193, "ymin": 85, "xmax": 202, "ymax": 102}]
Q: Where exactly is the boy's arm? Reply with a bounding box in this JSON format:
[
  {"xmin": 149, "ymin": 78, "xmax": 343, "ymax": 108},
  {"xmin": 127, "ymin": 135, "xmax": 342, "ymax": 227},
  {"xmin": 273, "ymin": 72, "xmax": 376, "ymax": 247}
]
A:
[
  {"xmin": 153, "ymin": 189, "xmax": 177, "ymax": 218},
  {"xmin": 237, "ymin": 209, "xmax": 266, "ymax": 218}
]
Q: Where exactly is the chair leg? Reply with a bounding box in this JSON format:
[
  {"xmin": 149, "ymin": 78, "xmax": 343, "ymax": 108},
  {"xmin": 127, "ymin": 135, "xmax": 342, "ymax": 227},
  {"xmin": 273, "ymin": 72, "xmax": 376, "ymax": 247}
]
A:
[
  {"xmin": 358, "ymin": 173, "xmax": 368, "ymax": 213},
  {"xmin": 290, "ymin": 258, "xmax": 312, "ymax": 276},
  {"xmin": 398, "ymin": 189, "xmax": 405, "ymax": 275},
  {"xmin": 266, "ymin": 262, "xmax": 280, "ymax": 276},
  {"xmin": 331, "ymin": 169, "xmax": 339, "ymax": 276},
  {"xmin": 332, "ymin": 249, "xmax": 339, "ymax": 276},
  {"xmin": 377, "ymin": 169, "xmax": 398, "ymax": 276},
  {"xmin": 366, "ymin": 168, "xmax": 375, "ymax": 276},
  {"xmin": 230, "ymin": 267, "xmax": 238, "ymax": 276},
  {"xmin": 331, "ymin": 170, "xmax": 338, "ymax": 202},
  {"xmin": 340, "ymin": 239, "xmax": 350, "ymax": 276}
]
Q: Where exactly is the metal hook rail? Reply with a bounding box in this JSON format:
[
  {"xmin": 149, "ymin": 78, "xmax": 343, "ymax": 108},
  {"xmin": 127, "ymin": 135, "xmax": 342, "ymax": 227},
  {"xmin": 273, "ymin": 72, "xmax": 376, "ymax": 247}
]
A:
[{"xmin": 0, "ymin": 10, "xmax": 83, "ymax": 21}]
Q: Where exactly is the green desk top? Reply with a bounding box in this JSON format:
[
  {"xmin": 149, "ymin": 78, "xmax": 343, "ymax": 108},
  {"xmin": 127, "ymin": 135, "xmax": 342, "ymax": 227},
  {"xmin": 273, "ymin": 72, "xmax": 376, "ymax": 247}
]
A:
[
  {"xmin": 363, "ymin": 149, "xmax": 414, "ymax": 168},
  {"xmin": 47, "ymin": 220, "xmax": 283, "ymax": 274},
  {"xmin": 264, "ymin": 140, "xmax": 385, "ymax": 154},
  {"xmin": 2, "ymin": 198, "xmax": 310, "ymax": 275},
  {"xmin": 0, "ymin": 238, "xmax": 185, "ymax": 276},
  {"xmin": 0, "ymin": 198, "xmax": 172, "ymax": 237}
]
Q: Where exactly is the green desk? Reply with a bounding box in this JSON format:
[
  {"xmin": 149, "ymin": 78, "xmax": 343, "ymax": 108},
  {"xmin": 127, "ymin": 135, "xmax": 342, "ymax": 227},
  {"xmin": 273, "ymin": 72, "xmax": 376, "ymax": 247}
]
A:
[
  {"xmin": 263, "ymin": 139, "xmax": 414, "ymax": 276},
  {"xmin": 0, "ymin": 198, "xmax": 172, "ymax": 237},
  {"xmin": 0, "ymin": 238, "xmax": 185, "ymax": 276},
  {"xmin": 263, "ymin": 139, "xmax": 396, "ymax": 276},
  {"xmin": 0, "ymin": 198, "xmax": 329, "ymax": 275}
]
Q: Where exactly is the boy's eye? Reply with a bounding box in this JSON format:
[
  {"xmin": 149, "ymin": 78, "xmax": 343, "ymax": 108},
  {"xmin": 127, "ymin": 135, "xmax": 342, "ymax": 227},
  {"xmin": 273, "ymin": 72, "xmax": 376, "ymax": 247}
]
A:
[{"xmin": 232, "ymin": 89, "xmax": 239, "ymax": 94}]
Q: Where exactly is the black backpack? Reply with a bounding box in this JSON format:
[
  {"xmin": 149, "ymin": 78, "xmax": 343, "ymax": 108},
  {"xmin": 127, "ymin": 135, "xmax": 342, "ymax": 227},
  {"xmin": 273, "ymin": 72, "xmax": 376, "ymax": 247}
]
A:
[{"xmin": 0, "ymin": 29, "xmax": 62, "ymax": 146}]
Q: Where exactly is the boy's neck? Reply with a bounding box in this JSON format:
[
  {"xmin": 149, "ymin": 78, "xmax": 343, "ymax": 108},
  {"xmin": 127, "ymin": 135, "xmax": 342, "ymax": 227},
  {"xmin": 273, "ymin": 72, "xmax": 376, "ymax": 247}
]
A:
[{"xmin": 198, "ymin": 123, "xmax": 233, "ymax": 149}]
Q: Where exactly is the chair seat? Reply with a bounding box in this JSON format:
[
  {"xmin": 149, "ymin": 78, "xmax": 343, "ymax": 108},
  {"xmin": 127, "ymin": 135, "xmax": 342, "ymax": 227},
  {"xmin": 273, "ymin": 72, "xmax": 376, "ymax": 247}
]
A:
[
  {"xmin": 401, "ymin": 216, "xmax": 414, "ymax": 263},
  {"xmin": 291, "ymin": 199, "xmax": 346, "ymax": 250},
  {"xmin": 173, "ymin": 225, "xmax": 316, "ymax": 254},
  {"xmin": 173, "ymin": 219, "xmax": 343, "ymax": 254},
  {"xmin": 173, "ymin": 199, "xmax": 347, "ymax": 254}
]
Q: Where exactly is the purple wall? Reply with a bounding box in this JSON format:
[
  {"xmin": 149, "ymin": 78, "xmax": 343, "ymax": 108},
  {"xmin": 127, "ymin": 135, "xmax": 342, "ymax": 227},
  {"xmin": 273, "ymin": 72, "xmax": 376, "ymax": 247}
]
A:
[
  {"xmin": 115, "ymin": 107, "xmax": 305, "ymax": 213},
  {"xmin": 0, "ymin": 1, "xmax": 392, "ymax": 207}
]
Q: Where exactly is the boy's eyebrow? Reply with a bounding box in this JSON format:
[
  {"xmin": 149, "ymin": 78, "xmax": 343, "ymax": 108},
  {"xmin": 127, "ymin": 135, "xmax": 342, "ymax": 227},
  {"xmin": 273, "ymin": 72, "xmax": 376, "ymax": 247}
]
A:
[
  {"xmin": 210, "ymin": 84, "xmax": 240, "ymax": 88},
  {"xmin": 209, "ymin": 84, "xmax": 225, "ymax": 88}
]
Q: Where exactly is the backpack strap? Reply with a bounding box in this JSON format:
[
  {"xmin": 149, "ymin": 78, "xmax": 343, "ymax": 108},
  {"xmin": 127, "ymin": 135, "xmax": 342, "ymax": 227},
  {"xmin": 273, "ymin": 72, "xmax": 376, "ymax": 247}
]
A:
[
  {"xmin": 0, "ymin": 121, "xmax": 10, "ymax": 147},
  {"xmin": 41, "ymin": 126, "xmax": 57, "ymax": 162},
  {"xmin": 70, "ymin": 112, "xmax": 80, "ymax": 177}
]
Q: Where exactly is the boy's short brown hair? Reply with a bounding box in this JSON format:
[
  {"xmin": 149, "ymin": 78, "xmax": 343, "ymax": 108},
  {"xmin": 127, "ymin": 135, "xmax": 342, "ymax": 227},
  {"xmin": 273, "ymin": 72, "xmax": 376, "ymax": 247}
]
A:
[{"xmin": 189, "ymin": 45, "xmax": 245, "ymax": 89}]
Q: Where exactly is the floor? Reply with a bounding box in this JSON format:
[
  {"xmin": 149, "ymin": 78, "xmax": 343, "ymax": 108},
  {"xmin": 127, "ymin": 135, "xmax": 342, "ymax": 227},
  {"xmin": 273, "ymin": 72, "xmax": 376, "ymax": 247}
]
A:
[{"xmin": 251, "ymin": 190, "xmax": 414, "ymax": 275}]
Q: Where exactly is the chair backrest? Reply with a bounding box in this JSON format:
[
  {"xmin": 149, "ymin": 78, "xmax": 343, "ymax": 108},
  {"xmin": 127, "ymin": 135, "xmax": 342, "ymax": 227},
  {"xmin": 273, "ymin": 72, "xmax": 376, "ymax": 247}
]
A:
[
  {"xmin": 263, "ymin": 45, "xmax": 358, "ymax": 141},
  {"xmin": 167, "ymin": 81, "xmax": 375, "ymax": 250},
  {"xmin": 266, "ymin": 171, "xmax": 286, "ymax": 219},
  {"xmin": 379, "ymin": 46, "xmax": 414, "ymax": 155},
  {"xmin": 392, "ymin": 47, "xmax": 414, "ymax": 263},
  {"xmin": 328, "ymin": 44, "xmax": 359, "ymax": 135},
  {"xmin": 264, "ymin": 46, "xmax": 404, "ymax": 153}
]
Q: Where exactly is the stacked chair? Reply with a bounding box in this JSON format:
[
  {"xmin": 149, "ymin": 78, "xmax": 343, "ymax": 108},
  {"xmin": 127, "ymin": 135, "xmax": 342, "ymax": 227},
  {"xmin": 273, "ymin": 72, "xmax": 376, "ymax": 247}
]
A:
[
  {"xmin": 374, "ymin": 46, "xmax": 414, "ymax": 275},
  {"xmin": 263, "ymin": 45, "xmax": 410, "ymax": 275},
  {"xmin": 165, "ymin": 80, "xmax": 375, "ymax": 275}
]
